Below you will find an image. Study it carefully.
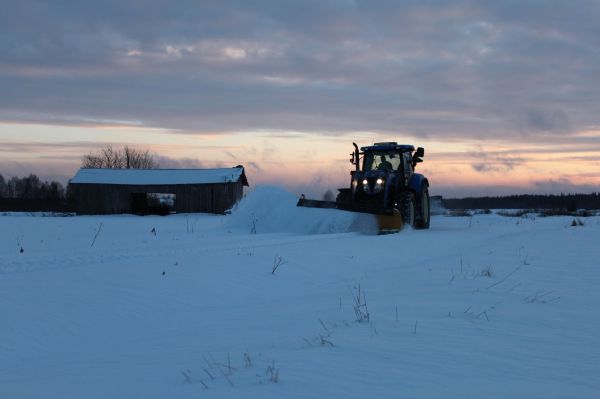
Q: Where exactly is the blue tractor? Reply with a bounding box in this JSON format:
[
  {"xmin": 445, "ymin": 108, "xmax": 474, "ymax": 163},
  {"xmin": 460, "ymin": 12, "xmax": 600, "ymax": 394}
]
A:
[{"xmin": 297, "ymin": 142, "xmax": 430, "ymax": 232}]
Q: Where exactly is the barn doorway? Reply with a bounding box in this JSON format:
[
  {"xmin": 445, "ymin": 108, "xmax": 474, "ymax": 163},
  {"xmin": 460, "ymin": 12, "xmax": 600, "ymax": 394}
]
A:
[
  {"xmin": 131, "ymin": 193, "xmax": 147, "ymax": 215},
  {"xmin": 147, "ymin": 193, "xmax": 176, "ymax": 215},
  {"xmin": 131, "ymin": 193, "xmax": 175, "ymax": 215}
]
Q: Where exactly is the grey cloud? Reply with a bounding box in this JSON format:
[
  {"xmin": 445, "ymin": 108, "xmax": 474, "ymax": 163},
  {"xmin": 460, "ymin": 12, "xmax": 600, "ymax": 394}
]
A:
[
  {"xmin": 154, "ymin": 156, "xmax": 205, "ymax": 169},
  {"xmin": 245, "ymin": 161, "xmax": 262, "ymax": 171},
  {"xmin": 223, "ymin": 151, "xmax": 238, "ymax": 160},
  {"xmin": 0, "ymin": 141, "xmax": 108, "ymax": 152},
  {"xmin": 520, "ymin": 108, "xmax": 570, "ymax": 133},
  {"xmin": 533, "ymin": 178, "xmax": 599, "ymax": 194},
  {"xmin": 472, "ymin": 163, "xmax": 495, "ymax": 172},
  {"xmin": 1, "ymin": 1, "xmax": 600, "ymax": 140},
  {"xmin": 0, "ymin": 160, "xmax": 73, "ymax": 185},
  {"xmin": 470, "ymin": 147, "xmax": 523, "ymax": 173},
  {"xmin": 435, "ymin": 178, "xmax": 598, "ymax": 198}
]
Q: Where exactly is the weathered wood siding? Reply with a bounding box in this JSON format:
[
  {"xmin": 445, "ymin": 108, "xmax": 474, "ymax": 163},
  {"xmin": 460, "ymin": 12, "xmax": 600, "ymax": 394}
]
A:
[{"xmin": 70, "ymin": 182, "xmax": 244, "ymax": 215}]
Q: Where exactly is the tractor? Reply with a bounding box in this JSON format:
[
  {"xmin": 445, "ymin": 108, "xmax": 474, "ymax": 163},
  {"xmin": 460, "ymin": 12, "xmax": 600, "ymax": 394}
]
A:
[{"xmin": 297, "ymin": 142, "xmax": 430, "ymax": 232}]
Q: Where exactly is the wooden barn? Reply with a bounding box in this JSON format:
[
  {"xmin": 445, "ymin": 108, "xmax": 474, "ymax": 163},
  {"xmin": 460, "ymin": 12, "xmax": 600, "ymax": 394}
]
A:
[{"xmin": 69, "ymin": 166, "xmax": 249, "ymax": 215}]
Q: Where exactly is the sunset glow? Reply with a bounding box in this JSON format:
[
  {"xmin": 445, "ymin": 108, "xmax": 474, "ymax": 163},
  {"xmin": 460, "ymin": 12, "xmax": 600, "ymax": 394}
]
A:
[{"xmin": 1, "ymin": 1, "xmax": 599, "ymax": 197}]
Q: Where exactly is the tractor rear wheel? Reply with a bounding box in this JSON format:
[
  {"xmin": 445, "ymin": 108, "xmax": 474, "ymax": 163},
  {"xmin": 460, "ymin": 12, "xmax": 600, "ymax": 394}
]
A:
[
  {"xmin": 398, "ymin": 191, "xmax": 416, "ymax": 228},
  {"xmin": 415, "ymin": 185, "xmax": 430, "ymax": 229}
]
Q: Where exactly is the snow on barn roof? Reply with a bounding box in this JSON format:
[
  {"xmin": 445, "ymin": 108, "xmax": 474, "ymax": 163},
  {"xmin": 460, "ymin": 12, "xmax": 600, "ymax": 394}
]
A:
[{"xmin": 70, "ymin": 167, "xmax": 248, "ymax": 186}]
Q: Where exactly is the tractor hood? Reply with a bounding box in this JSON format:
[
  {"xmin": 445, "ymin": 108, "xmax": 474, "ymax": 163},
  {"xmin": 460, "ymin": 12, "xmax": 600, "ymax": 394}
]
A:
[
  {"xmin": 361, "ymin": 170, "xmax": 387, "ymax": 178},
  {"xmin": 356, "ymin": 169, "xmax": 395, "ymax": 195},
  {"xmin": 358, "ymin": 169, "xmax": 396, "ymax": 181}
]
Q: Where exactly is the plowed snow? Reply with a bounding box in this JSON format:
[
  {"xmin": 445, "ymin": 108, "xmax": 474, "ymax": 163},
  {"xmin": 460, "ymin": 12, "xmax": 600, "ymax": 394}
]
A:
[{"xmin": 227, "ymin": 186, "xmax": 379, "ymax": 234}]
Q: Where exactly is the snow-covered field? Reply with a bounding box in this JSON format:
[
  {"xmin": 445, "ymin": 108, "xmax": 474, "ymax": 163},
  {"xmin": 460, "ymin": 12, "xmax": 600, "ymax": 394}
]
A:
[{"xmin": 1, "ymin": 186, "xmax": 599, "ymax": 398}]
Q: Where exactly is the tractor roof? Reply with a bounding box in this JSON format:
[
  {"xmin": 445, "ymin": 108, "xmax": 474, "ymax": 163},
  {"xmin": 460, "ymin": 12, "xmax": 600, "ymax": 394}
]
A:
[{"xmin": 361, "ymin": 142, "xmax": 415, "ymax": 152}]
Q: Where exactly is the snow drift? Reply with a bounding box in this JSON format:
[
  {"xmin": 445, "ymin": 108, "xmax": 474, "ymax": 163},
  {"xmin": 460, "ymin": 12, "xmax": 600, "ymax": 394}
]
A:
[{"xmin": 226, "ymin": 185, "xmax": 378, "ymax": 234}]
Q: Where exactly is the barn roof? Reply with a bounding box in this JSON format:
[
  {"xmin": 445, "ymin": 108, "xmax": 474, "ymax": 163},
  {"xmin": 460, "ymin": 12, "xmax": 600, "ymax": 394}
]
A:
[{"xmin": 70, "ymin": 167, "xmax": 249, "ymax": 186}]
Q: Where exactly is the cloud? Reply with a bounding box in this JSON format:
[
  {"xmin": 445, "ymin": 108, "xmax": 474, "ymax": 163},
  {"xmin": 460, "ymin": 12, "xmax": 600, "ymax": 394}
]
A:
[
  {"xmin": 0, "ymin": 160, "xmax": 72, "ymax": 185},
  {"xmin": 154, "ymin": 156, "xmax": 205, "ymax": 169},
  {"xmin": 0, "ymin": 0, "xmax": 599, "ymax": 141},
  {"xmin": 1, "ymin": 1, "xmax": 599, "ymax": 197},
  {"xmin": 435, "ymin": 178, "xmax": 598, "ymax": 198},
  {"xmin": 245, "ymin": 161, "xmax": 263, "ymax": 173},
  {"xmin": 519, "ymin": 108, "xmax": 570, "ymax": 133},
  {"xmin": 470, "ymin": 146, "xmax": 523, "ymax": 173},
  {"xmin": 533, "ymin": 178, "xmax": 599, "ymax": 194}
]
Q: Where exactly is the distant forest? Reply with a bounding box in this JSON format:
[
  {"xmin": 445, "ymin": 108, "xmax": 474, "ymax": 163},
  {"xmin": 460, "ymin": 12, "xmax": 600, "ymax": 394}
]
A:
[
  {"xmin": 1, "ymin": 172, "xmax": 599, "ymax": 212},
  {"xmin": 441, "ymin": 193, "xmax": 600, "ymax": 211},
  {"xmin": 0, "ymin": 174, "xmax": 70, "ymax": 212}
]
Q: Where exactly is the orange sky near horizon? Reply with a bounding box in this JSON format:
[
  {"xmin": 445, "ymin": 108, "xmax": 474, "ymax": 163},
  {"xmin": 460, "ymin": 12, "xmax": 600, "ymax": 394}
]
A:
[{"xmin": 1, "ymin": 122, "xmax": 599, "ymax": 198}]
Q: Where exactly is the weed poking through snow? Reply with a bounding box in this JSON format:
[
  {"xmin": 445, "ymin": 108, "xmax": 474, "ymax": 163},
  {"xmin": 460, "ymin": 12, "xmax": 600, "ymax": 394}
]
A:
[
  {"xmin": 265, "ymin": 361, "xmax": 279, "ymax": 383},
  {"xmin": 90, "ymin": 223, "xmax": 103, "ymax": 247},
  {"xmin": 524, "ymin": 291, "xmax": 561, "ymax": 304},
  {"xmin": 271, "ymin": 255, "xmax": 287, "ymax": 275},
  {"xmin": 243, "ymin": 350, "xmax": 252, "ymax": 368},
  {"xmin": 16, "ymin": 235, "xmax": 24, "ymax": 253},
  {"xmin": 480, "ymin": 266, "xmax": 494, "ymax": 278},
  {"xmin": 352, "ymin": 284, "xmax": 370, "ymax": 323}
]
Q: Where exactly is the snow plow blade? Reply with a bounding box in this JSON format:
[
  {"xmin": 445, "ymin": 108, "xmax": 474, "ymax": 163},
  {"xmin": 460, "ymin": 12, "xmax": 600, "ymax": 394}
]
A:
[
  {"xmin": 375, "ymin": 208, "xmax": 403, "ymax": 233},
  {"xmin": 296, "ymin": 197, "xmax": 403, "ymax": 233}
]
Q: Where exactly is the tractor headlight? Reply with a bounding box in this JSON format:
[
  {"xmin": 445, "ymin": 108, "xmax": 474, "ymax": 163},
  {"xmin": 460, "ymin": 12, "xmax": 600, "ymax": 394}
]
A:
[
  {"xmin": 362, "ymin": 179, "xmax": 369, "ymax": 192},
  {"xmin": 373, "ymin": 177, "xmax": 384, "ymax": 193}
]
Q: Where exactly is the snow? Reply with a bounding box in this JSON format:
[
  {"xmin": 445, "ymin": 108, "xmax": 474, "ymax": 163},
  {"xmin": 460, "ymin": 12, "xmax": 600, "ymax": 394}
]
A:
[
  {"xmin": 226, "ymin": 186, "xmax": 379, "ymax": 234},
  {"xmin": 70, "ymin": 167, "xmax": 245, "ymax": 185},
  {"xmin": 1, "ymin": 185, "xmax": 599, "ymax": 398}
]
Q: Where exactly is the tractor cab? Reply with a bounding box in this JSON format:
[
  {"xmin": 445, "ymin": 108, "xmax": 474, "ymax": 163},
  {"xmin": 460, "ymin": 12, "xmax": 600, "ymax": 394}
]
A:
[{"xmin": 355, "ymin": 142, "xmax": 423, "ymax": 183}]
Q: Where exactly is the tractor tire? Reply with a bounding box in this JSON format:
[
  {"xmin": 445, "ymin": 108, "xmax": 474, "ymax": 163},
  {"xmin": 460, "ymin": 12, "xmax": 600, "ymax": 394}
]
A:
[
  {"xmin": 415, "ymin": 185, "xmax": 430, "ymax": 229},
  {"xmin": 398, "ymin": 191, "xmax": 416, "ymax": 228}
]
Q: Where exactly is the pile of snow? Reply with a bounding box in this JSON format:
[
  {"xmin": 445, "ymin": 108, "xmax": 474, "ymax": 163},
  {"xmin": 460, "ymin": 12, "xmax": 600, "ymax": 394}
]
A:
[{"xmin": 226, "ymin": 185, "xmax": 378, "ymax": 234}]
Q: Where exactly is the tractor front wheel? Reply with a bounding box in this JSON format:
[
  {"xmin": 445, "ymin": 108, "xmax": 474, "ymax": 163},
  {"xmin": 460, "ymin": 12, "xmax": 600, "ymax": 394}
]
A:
[
  {"xmin": 398, "ymin": 192, "xmax": 416, "ymax": 228},
  {"xmin": 415, "ymin": 185, "xmax": 430, "ymax": 229}
]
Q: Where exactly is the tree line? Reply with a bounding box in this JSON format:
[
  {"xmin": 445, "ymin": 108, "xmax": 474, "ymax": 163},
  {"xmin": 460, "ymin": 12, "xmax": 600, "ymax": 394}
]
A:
[
  {"xmin": 0, "ymin": 174, "xmax": 65, "ymax": 200},
  {"xmin": 441, "ymin": 193, "xmax": 600, "ymax": 211}
]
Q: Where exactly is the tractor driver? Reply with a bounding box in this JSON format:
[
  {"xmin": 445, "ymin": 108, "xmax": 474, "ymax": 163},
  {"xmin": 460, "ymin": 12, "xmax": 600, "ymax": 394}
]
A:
[{"xmin": 377, "ymin": 155, "xmax": 394, "ymax": 171}]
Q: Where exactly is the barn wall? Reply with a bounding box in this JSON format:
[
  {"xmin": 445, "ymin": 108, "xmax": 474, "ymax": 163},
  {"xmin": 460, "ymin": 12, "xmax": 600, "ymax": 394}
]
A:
[{"xmin": 71, "ymin": 181, "xmax": 244, "ymax": 215}]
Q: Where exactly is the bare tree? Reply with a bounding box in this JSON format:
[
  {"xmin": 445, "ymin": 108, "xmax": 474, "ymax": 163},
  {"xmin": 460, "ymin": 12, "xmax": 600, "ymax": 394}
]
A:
[
  {"xmin": 123, "ymin": 146, "xmax": 156, "ymax": 168},
  {"xmin": 82, "ymin": 145, "xmax": 120, "ymax": 168},
  {"xmin": 102, "ymin": 145, "xmax": 124, "ymax": 168},
  {"xmin": 82, "ymin": 145, "xmax": 157, "ymax": 169}
]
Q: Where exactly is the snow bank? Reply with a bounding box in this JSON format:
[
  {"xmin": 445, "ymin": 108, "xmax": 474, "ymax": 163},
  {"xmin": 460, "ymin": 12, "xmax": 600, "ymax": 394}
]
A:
[{"xmin": 226, "ymin": 185, "xmax": 378, "ymax": 234}]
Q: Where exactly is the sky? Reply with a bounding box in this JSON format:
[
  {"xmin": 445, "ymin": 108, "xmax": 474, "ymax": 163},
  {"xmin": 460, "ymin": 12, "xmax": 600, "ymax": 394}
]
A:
[{"xmin": 1, "ymin": 0, "xmax": 599, "ymax": 197}]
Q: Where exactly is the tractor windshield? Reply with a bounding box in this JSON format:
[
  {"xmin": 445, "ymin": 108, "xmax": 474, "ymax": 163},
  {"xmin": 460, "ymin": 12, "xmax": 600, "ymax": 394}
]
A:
[{"xmin": 363, "ymin": 151, "xmax": 401, "ymax": 172}]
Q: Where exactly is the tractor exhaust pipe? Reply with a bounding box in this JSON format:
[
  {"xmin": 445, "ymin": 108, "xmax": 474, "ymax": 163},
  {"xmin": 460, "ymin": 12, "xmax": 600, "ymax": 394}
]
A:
[{"xmin": 352, "ymin": 142, "xmax": 360, "ymax": 173}]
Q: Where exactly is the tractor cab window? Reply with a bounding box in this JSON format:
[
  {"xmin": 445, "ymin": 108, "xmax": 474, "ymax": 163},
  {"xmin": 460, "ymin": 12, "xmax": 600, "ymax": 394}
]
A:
[{"xmin": 364, "ymin": 152, "xmax": 401, "ymax": 172}]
